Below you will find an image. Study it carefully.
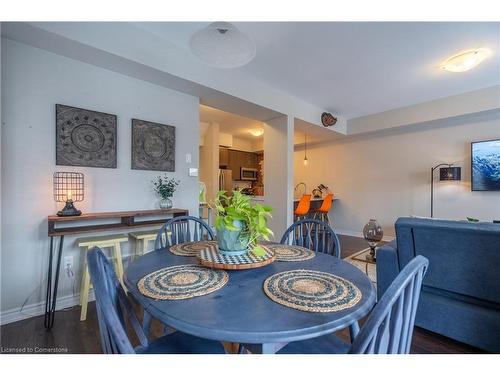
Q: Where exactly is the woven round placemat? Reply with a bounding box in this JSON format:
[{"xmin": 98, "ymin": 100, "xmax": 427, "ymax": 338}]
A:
[
  {"xmin": 169, "ymin": 240, "xmax": 217, "ymax": 256},
  {"xmin": 263, "ymin": 269, "xmax": 362, "ymax": 313},
  {"xmin": 265, "ymin": 244, "xmax": 315, "ymax": 262},
  {"xmin": 137, "ymin": 264, "xmax": 228, "ymax": 300}
]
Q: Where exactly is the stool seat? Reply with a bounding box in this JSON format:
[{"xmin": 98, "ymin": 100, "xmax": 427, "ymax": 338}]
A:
[
  {"xmin": 77, "ymin": 234, "xmax": 128, "ymax": 247},
  {"xmin": 294, "ymin": 194, "xmax": 312, "ymax": 221},
  {"xmin": 128, "ymin": 230, "xmax": 158, "ymax": 241},
  {"xmin": 129, "ymin": 229, "xmax": 171, "ymax": 259},
  {"xmin": 312, "ymin": 193, "xmax": 334, "ymax": 225}
]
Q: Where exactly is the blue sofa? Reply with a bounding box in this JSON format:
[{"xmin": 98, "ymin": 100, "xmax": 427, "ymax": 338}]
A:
[{"xmin": 377, "ymin": 217, "xmax": 500, "ymax": 353}]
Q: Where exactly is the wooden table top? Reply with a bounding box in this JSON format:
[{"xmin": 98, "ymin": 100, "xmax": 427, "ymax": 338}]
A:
[
  {"xmin": 48, "ymin": 209, "xmax": 188, "ymax": 222},
  {"xmin": 48, "ymin": 208, "xmax": 188, "ymax": 236}
]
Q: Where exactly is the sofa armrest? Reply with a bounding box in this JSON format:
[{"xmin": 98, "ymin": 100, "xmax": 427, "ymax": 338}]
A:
[{"xmin": 376, "ymin": 240, "xmax": 400, "ymax": 299}]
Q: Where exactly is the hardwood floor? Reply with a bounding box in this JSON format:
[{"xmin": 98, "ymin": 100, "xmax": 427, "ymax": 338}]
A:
[{"xmin": 0, "ymin": 235, "xmax": 486, "ymax": 354}]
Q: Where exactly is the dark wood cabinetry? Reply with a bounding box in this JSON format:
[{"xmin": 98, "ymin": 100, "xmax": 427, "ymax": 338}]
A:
[
  {"xmin": 220, "ymin": 148, "xmax": 259, "ymax": 179},
  {"xmin": 219, "ymin": 147, "xmax": 229, "ymax": 166}
]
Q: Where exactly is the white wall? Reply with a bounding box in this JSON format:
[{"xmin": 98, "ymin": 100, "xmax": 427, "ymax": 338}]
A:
[
  {"xmin": 264, "ymin": 116, "xmax": 294, "ymax": 238},
  {"xmin": 199, "ymin": 122, "xmax": 219, "ymax": 204},
  {"xmin": 1, "ymin": 39, "xmax": 200, "ymax": 320},
  {"xmin": 294, "ymin": 112, "xmax": 500, "ymax": 237}
]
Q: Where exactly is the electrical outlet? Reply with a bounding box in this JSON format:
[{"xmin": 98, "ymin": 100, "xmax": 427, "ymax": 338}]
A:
[{"xmin": 64, "ymin": 256, "xmax": 73, "ymax": 277}]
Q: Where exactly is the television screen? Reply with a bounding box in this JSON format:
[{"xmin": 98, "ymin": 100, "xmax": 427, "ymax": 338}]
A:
[{"xmin": 472, "ymin": 139, "xmax": 500, "ymax": 191}]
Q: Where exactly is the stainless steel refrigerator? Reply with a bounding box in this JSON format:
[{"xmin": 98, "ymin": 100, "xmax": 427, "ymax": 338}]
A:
[{"xmin": 218, "ymin": 169, "xmax": 233, "ymax": 195}]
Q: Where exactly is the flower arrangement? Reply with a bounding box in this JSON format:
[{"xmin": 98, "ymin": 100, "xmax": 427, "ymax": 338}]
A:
[{"xmin": 152, "ymin": 175, "xmax": 180, "ymax": 199}]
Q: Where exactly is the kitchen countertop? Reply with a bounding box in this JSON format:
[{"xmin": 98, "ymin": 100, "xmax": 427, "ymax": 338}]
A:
[
  {"xmin": 295, "ymin": 197, "xmax": 326, "ymax": 201},
  {"xmin": 248, "ymin": 196, "xmax": 338, "ymax": 202}
]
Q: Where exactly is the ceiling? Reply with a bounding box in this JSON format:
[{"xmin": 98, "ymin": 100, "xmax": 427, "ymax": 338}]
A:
[
  {"xmin": 135, "ymin": 22, "xmax": 500, "ymax": 119},
  {"xmin": 200, "ymin": 104, "xmax": 264, "ymax": 141},
  {"xmin": 200, "ymin": 104, "xmax": 340, "ymax": 145}
]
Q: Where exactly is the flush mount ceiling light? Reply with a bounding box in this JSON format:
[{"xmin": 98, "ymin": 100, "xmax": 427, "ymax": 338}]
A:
[
  {"xmin": 439, "ymin": 48, "xmax": 492, "ymax": 72},
  {"xmin": 189, "ymin": 22, "xmax": 256, "ymax": 69},
  {"xmin": 249, "ymin": 129, "xmax": 264, "ymax": 137}
]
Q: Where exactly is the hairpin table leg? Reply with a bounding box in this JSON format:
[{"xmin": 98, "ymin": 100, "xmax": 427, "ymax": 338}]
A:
[{"xmin": 44, "ymin": 235, "xmax": 64, "ymax": 330}]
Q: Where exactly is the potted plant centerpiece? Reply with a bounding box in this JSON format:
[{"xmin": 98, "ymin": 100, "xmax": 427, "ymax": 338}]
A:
[
  {"xmin": 212, "ymin": 190, "xmax": 273, "ymax": 256},
  {"xmin": 152, "ymin": 175, "xmax": 180, "ymax": 209}
]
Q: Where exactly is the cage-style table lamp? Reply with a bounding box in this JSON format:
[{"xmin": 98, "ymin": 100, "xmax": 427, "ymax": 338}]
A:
[{"xmin": 53, "ymin": 172, "xmax": 84, "ymax": 216}]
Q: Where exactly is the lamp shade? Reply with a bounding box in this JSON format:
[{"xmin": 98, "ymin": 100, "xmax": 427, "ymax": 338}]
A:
[
  {"xmin": 189, "ymin": 22, "xmax": 256, "ymax": 69},
  {"xmin": 53, "ymin": 172, "xmax": 84, "ymax": 202},
  {"xmin": 439, "ymin": 166, "xmax": 461, "ymax": 181}
]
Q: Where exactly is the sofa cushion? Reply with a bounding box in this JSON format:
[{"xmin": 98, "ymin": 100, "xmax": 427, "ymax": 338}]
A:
[{"xmin": 395, "ymin": 217, "xmax": 500, "ymax": 304}]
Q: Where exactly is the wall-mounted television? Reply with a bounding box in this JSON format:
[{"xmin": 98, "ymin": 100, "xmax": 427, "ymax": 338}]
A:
[{"xmin": 471, "ymin": 139, "xmax": 500, "ymax": 191}]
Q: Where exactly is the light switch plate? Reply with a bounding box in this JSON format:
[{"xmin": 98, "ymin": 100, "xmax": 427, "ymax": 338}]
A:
[
  {"xmin": 185, "ymin": 153, "xmax": 192, "ymax": 164},
  {"xmin": 189, "ymin": 168, "xmax": 198, "ymax": 177}
]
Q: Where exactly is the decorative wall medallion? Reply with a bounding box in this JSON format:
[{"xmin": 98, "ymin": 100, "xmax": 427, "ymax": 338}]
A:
[
  {"xmin": 131, "ymin": 119, "xmax": 175, "ymax": 171},
  {"xmin": 56, "ymin": 104, "xmax": 117, "ymax": 168},
  {"xmin": 321, "ymin": 112, "xmax": 338, "ymax": 127}
]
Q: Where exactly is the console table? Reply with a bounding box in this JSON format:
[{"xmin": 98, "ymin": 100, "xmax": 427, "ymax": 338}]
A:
[{"xmin": 44, "ymin": 208, "xmax": 188, "ymax": 329}]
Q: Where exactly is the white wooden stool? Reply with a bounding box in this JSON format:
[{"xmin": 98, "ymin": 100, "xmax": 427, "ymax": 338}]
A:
[
  {"xmin": 129, "ymin": 229, "xmax": 172, "ymax": 257},
  {"xmin": 77, "ymin": 234, "xmax": 128, "ymax": 321},
  {"xmin": 129, "ymin": 230, "xmax": 159, "ymax": 258}
]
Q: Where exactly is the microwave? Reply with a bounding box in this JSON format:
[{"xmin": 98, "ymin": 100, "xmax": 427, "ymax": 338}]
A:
[{"xmin": 240, "ymin": 167, "xmax": 258, "ymax": 181}]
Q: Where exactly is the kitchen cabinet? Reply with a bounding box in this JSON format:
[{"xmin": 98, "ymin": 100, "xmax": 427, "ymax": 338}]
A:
[
  {"xmin": 224, "ymin": 149, "xmax": 259, "ymax": 179},
  {"xmin": 219, "ymin": 147, "xmax": 229, "ymax": 166}
]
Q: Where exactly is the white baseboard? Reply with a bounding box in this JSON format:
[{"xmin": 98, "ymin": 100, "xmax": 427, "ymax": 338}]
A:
[
  {"xmin": 0, "ymin": 291, "xmax": 95, "ymax": 326},
  {"xmin": 335, "ymin": 228, "xmax": 395, "ymax": 242}
]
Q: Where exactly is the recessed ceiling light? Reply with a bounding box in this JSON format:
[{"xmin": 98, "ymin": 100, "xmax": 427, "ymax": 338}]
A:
[
  {"xmin": 249, "ymin": 129, "xmax": 264, "ymax": 137},
  {"xmin": 439, "ymin": 48, "xmax": 492, "ymax": 73},
  {"xmin": 190, "ymin": 22, "xmax": 256, "ymax": 69}
]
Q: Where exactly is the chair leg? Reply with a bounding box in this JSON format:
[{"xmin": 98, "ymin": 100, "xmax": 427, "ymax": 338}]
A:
[
  {"xmin": 80, "ymin": 264, "xmax": 91, "ymax": 321},
  {"xmin": 142, "ymin": 239, "xmax": 149, "ymax": 256},
  {"xmin": 133, "ymin": 238, "xmax": 140, "ymax": 260},
  {"xmin": 112, "ymin": 242, "xmax": 126, "ymax": 292},
  {"xmin": 143, "ymin": 310, "xmax": 152, "ymax": 342}
]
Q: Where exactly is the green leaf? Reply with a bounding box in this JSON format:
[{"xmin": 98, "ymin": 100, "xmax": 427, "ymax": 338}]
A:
[{"xmin": 251, "ymin": 245, "xmax": 266, "ymax": 257}]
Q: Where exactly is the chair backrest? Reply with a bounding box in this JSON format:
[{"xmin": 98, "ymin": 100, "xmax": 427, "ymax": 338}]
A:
[
  {"xmin": 155, "ymin": 215, "xmax": 215, "ymax": 250},
  {"xmin": 87, "ymin": 247, "xmax": 148, "ymax": 354},
  {"xmin": 280, "ymin": 218, "xmax": 341, "ymax": 258},
  {"xmin": 349, "ymin": 255, "xmax": 429, "ymax": 354},
  {"xmin": 294, "ymin": 194, "xmax": 312, "ymax": 216},
  {"xmin": 318, "ymin": 193, "xmax": 334, "ymax": 212}
]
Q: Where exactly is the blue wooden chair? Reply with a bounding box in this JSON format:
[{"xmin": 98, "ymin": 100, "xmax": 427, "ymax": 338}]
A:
[
  {"xmin": 254, "ymin": 255, "xmax": 429, "ymax": 354},
  {"xmin": 87, "ymin": 247, "xmax": 226, "ymax": 354},
  {"xmin": 280, "ymin": 218, "xmax": 341, "ymax": 258},
  {"xmin": 155, "ymin": 215, "xmax": 215, "ymax": 250}
]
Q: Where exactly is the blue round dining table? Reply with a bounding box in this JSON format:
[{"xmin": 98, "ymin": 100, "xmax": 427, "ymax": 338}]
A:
[{"xmin": 124, "ymin": 245, "xmax": 376, "ymax": 354}]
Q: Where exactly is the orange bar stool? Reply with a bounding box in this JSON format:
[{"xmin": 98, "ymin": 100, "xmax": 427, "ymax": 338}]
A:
[
  {"xmin": 294, "ymin": 194, "xmax": 312, "ymax": 221},
  {"xmin": 313, "ymin": 193, "xmax": 334, "ymax": 225}
]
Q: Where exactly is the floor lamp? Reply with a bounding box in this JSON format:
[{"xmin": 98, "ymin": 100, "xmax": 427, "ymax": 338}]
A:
[{"xmin": 430, "ymin": 164, "xmax": 461, "ymax": 218}]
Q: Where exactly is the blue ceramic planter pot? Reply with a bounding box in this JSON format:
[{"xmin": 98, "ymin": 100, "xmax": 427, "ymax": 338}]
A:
[{"xmin": 216, "ymin": 220, "xmax": 249, "ymax": 256}]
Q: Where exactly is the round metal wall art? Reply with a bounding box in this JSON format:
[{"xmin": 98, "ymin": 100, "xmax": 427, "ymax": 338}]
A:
[
  {"xmin": 137, "ymin": 264, "xmax": 228, "ymax": 300},
  {"xmin": 263, "ymin": 269, "xmax": 362, "ymax": 313},
  {"xmin": 56, "ymin": 104, "xmax": 117, "ymax": 168},
  {"xmin": 131, "ymin": 119, "xmax": 175, "ymax": 172}
]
